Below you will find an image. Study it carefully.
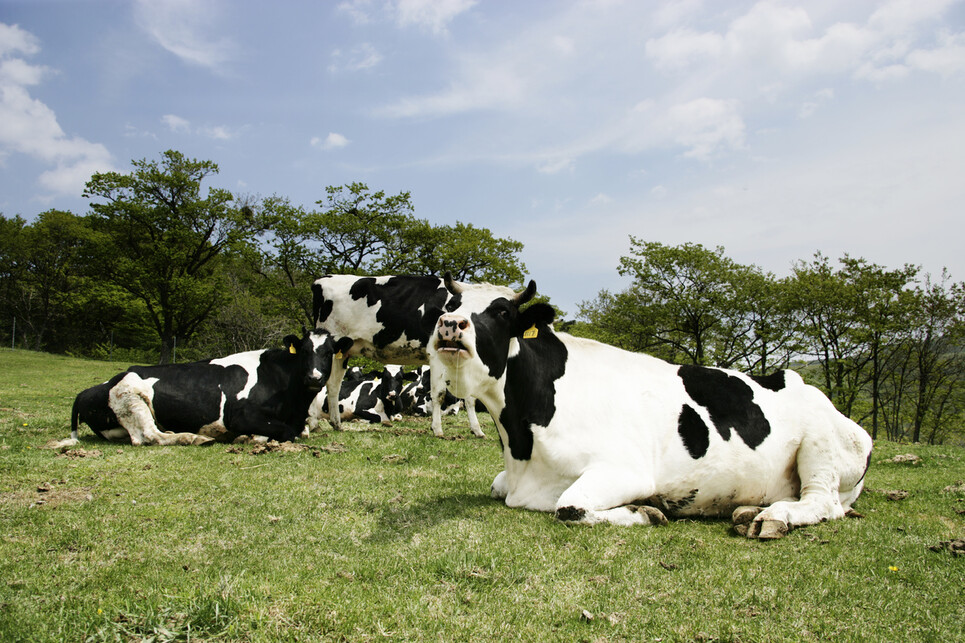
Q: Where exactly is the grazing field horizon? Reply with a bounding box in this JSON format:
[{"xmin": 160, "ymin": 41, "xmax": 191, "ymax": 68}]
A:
[{"xmin": 1, "ymin": 348, "xmax": 963, "ymax": 642}]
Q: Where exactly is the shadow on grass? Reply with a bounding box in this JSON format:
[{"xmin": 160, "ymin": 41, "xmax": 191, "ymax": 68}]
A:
[{"xmin": 363, "ymin": 491, "xmax": 500, "ymax": 544}]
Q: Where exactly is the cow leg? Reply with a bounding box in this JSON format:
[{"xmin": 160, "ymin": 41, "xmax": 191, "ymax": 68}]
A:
[
  {"xmin": 229, "ymin": 408, "xmax": 303, "ymax": 443},
  {"xmin": 428, "ymin": 363, "xmax": 447, "ymax": 437},
  {"xmin": 743, "ymin": 429, "xmax": 855, "ymax": 539},
  {"xmin": 465, "ymin": 396, "xmax": 485, "ymax": 437},
  {"xmin": 108, "ymin": 374, "xmax": 213, "ymax": 446},
  {"xmin": 554, "ymin": 467, "xmax": 661, "ymax": 527},
  {"xmin": 326, "ymin": 357, "xmax": 347, "ymax": 431}
]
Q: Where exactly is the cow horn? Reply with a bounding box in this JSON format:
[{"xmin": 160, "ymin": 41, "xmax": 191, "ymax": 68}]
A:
[
  {"xmin": 514, "ymin": 280, "xmax": 537, "ymax": 305},
  {"xmin": 443, "ymin": 272, "xmax": 464, "ymax": 295}
]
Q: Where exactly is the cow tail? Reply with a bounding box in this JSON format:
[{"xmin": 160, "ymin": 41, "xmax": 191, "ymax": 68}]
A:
[{"xmin": 70, "ymin": 395, "xmax": 81, "ymax": 441}]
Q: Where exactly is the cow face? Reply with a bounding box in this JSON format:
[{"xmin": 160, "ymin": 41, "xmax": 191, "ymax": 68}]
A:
[
  {"xmin": 428, "ymin": 275, "xmax": 539, "ymax": 401},
  {"xmin": 285, "ymin": 329, "xmax": 354, "ymax": 391}
]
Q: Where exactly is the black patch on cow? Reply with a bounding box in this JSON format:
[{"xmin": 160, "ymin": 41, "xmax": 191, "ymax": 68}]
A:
[
  {"xmin": 497, "ymin": 307, "xmax": 567, "ymax": 461},
  {"xmin": 646, "ymin": 489, "xmax": 700, "ymax": 517},
  {"xmin": 749, "ymin": 370, "xmax": 786, "ymax": 392},
  {"xmin": 311, "ymin": 282, "xmax": 334, "ymax": 325},
  {"xmin": 677, "ymin": 404, "xmax": 710, "ymax": 459},
  {"xmin": 677, "ymin": 365, "xmax": 770, "ymax": 450}
]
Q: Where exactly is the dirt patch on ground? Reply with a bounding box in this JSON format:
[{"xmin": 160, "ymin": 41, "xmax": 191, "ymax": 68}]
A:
[
  {"xmin": 0, "ymin": 480, "xmax": 94, "ymax": 509},
  {"xmin": 56, "ymin": 448, "xmax": 102, "ymax": 459},
  {"xmin": 929, "ymin": 539, "xmax": 965, "ymax": 556},
  {"xmin": 882, "ymin": 453, "xmax": 922, "ymax": 465},
  {"xmin": 225, "ymin": 441, "xmax": 347, "ymax": 456}
]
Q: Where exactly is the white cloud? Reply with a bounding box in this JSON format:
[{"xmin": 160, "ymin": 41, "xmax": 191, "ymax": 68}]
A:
[
  {"xmin": 312, "ymin": 132, "xmax": 351, "ymax": 150},
  {"xmin": 0, "ymin": 22, "xmax": 40, "ymax": 57},
  {"xmin": 133, "ymin": 0, "xmax": 236, "ymax": 71},
  {"xmin": 665, "ymin": 98, "xmax": 746, "ymax": 160},
  {"xmin": 329, "ymin": 43, "xmax": 383, "ymax": 73},
  {"xmin": 394, "ymin": 0, "xmax": 476, "ymax": 34},
  {"xmin": 0, "ymin": 22, "xmax": 115, "ymax": 198},
  {"xmin": 161, "ymin": 113, "xmax": 190, "ymax": 132},
  {"xmin": 160, "ymin": 114, "xmax": 239, "ymax": 140}
]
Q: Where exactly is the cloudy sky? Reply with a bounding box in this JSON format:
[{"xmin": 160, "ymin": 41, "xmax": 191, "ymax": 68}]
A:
[{"xmin": 2, "ymin": 0, "xmax": 964, "ymax": 314}]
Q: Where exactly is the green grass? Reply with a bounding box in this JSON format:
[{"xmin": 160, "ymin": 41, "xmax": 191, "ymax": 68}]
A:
[{"xmin": 1, "ymin": 347, "xmax": 963, "ymax": 642}]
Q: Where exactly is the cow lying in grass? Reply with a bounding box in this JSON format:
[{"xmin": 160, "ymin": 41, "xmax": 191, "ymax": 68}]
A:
[
  {"xmin": 58, "ymin": 330, "xmax": 352, "ymax": 446},
  {"xmin": 428, "ymin": 274, "xmax": 873, "ymax": 539}
]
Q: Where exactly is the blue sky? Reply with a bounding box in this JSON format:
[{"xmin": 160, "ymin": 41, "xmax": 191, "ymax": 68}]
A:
[{"xmin": 2, "ymin": 0, "xmax": 964, "ymax": 315}]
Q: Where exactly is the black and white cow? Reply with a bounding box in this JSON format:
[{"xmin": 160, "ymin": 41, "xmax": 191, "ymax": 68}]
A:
[
  {"xmin": 427, "ymin": 276, "xmax": 873, "ymax": 539},
  {"xmin": 61, "ymin": 330, "xmax": 352, "ymax": 446},
  {"xmin": 306, "ymin": 365, "xmax": 415, "ymax": 428},
  {"xmin": 399, "ymin": 365, "xmax": 463, "ymax": 418},
  {"xmin": 312, "ymin": 274, "xmax": 484, "ymax": 437}
]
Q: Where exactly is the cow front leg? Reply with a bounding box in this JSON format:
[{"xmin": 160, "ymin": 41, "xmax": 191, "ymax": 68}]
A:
[
  {"xmin": 428, "ymin": 362, "xmax": 447, "ymax": 437},
  {"xmin": 465, "ymin": 396, "xmax": 485, "ymax": 437},
  {"xmin": 326, "ymin": 358, "xmax": 347, "ymax": 431},
  {"xmin": 554, "ymin": 467, "xmax": 661, "ymax": 527}
]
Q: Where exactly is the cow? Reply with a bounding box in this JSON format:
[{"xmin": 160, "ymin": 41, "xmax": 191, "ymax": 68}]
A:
[
  {"xmin": 399, "ymin": 365, "xmax": 463, "ymax": 418},
  {"xmin": 60, "ymin": 329, "xmax": 353, "ymax": 447},
  {"xmin": 311, "ymin": 274, "xmax": 484, "ymax": 437},
  {"xmin": 427, "ymin": 275, "xmax": 873, "ymax": 539},
  {"xmin": 306, "ymin": 365, "xmax": 415, "ymax": 429}
]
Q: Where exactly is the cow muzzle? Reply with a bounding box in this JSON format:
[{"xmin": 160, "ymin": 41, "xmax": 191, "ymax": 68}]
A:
[{"xmin": 434, "ymin": 315, "xmax": 472, "ymax": 359}]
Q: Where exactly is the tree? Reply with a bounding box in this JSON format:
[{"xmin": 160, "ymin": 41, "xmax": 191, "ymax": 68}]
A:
[
  {"xmin": 905, "ymin": 271, "xmax": 965, "ymax": 443},
  {"xmin": 84, "ymin": 150, "xmax": 264, "ymax": 363},
  {"xmin": 255, "ymin": 184, "xmax": 529, "ymax": 328},
  {"xmin": 602, "ymin": 238, "xmax": 776, "ymax": 368}
]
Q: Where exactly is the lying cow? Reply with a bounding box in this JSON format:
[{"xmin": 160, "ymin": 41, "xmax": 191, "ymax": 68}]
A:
[
  {"xmin": 61, "ymin": 330, "xmax": 352, "ymax": 446},
  {"xmin": 428, "ymin": 275, "xmax": 873, "ymax": 539},
  {"xmin": 312, "ymin": 274, "xmax": 483, "ymax": 437},
  {"xmin": 306, "ymin": 365, "xmax": 415, "ymax": 429},
  {"xmin": 399, "ymin": 365, "xmax": 463, "ymax": 417}
]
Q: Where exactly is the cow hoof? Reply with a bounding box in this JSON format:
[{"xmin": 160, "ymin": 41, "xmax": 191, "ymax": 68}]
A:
[
  {"xmin": 732, "ymin": 505, "xmax": 763, "ymax": 526},
  {"xmin": 746, "ymin": 519, "xmax": 789, "ymax": 540},
  {"xmin": 637, "ymin": 505, "xmax": 669, "ymax": 526},
  {"xmin": 190, "ymin": 435, "xmax": 216, "ymax": 446},
  {"xmin": 556, "ymin": 506, "xmax": 586, "ymax": 523}
]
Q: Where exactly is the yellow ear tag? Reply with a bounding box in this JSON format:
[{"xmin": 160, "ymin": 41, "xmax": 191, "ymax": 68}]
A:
[
  {"xmin": 289, "ymin": 345, "xmax": 297, "ymax": 354},
  {"xmin": 335, "ymin": 351, "xmax": 344, "ymax": 360},
  {"xmin": 523, "ymin": 325, "xmax": 538, "ymax": 339}
]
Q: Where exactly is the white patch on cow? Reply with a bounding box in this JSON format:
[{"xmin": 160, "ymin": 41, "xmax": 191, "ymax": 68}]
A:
[{"xmin": 210, "ymin": 350, "xmax": 261, "ymax": 400}]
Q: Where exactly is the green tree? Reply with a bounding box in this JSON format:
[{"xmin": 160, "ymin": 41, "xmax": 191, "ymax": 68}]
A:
[{"xmin": 84, "ymin": 150, "xmax": 264, "ymax": 364}]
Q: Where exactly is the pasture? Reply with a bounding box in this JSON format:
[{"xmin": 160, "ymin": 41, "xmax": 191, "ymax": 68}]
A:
[{"xmin": 1, "ymin": 348, "xmax": 963, "ymax": 642}]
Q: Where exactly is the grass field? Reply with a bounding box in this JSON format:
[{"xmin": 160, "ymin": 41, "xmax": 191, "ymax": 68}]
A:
[{"xmin": 1, "ymin": 347, "xmax": 963, "ymax": 642}]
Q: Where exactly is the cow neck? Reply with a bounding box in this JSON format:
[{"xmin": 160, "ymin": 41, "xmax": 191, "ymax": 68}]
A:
[{"xmin": 494, "ymin": 327, "xmax": 568, "ymax": 461}]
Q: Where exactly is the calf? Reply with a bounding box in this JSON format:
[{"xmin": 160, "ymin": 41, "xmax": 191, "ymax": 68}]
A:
[
  {"xmin": 312, "ymin": 274, "xmax": 483, "ymax": 437},
  {"xmin": 62, "ymin": 330, "xmax": 352, "ymax": 446},
  {"xmin": 427, "ymin": 275, "xmax": 873, "ymax": 539}
]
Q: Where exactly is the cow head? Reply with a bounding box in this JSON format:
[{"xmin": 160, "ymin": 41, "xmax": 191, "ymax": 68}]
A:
[
  {"xmin": 428, "ymin": 274, "xmax": 546, "ymax": 402},
  {"xmin": 284, "ymin": 329, "xmax": 354, "ymax": 392}
]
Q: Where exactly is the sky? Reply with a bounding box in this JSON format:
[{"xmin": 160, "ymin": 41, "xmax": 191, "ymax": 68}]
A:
[{"xmin": 2, "ymin": 0, "xmax": 964, "ymax": 316}]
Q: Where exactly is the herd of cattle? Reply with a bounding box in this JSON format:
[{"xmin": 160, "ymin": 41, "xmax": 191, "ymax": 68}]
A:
[{"xmin": 59, "ymin": 273, "xmax": 873, "ymax": 538}]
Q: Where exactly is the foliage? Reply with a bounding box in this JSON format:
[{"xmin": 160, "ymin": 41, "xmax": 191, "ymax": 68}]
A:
[
  {"xmin": 83, "ymin": 150, "xmax": 265, "ymax": 363},
  {"xmin": 1, "ymin": 349, "xmax": 964, "ymax": 642}
]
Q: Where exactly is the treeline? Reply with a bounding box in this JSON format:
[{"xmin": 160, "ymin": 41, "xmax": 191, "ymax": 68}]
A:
[
  {"xmin": 3, "ymin": 150, "xmax": 963, "ymax": 445},
  {"xmin": 574, "ymin": 237, "xmax": 965, "ymax": 445},
  {"xmin": 0, "ymin": 150, "xmax": 528, "ymax": 364}
]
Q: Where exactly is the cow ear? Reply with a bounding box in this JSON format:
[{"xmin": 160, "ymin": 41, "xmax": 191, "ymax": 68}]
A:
[
  {"xmin": 283, "ymin": 334, "xmax": 299, "ymax": 354},
  {"xmin": 334, "ymin": 337, "xmax": 354, "ymax": 355},
  {"xmin": 517, "ymin": 303, "xmax": 556, "ymax": 333}
]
